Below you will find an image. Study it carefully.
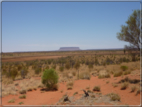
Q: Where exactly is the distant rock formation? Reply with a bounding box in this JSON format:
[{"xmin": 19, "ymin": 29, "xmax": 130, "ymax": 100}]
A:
[{"xmin": 59, "ymin": 47, "xmax": 81, "ymax": 51}]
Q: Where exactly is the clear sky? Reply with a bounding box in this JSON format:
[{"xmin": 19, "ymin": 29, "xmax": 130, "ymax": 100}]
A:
[{"xmin": 2, "ymin": 1, "xmax": 140, "ymax": 52}]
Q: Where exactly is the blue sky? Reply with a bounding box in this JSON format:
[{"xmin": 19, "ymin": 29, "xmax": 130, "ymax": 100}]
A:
[{"xmin": 2, "ymin": 1, "xmax": 140, "ymax": 52}]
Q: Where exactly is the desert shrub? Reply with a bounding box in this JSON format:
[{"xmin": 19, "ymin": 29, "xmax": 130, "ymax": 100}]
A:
[
  {"xmin": 72, "ymin": 71, "xmax": 76, "ymax": 76},
  {"xmin": 121, "ymin": 82, "xmax": 129, "ymax": 90},
  {"xmin": 65, "ymin": 62, "xmax": 70, "ymax": 70},
  {"xmin": 136, "ymin": 88, "xmax": 140, "ymax": 95},
  {"xmin": 19, "ymin": 89, "xmax": 27, "ymax": 94},
  {"xmin": 11, "ymin": 68, "xmax": 18, "ymax": 80},
  {"xmin": 51, "ymin": 65, "xmax": 56, "ymax": 69},
  {"xmin": 98, "ymin": 70, "xmax": 110, "ymax": 79},
  {"xmin": 73, "ymin": 92, "xmax": 78, "ymax": 95},
  {"xmin": 66, "ymin": 81, "xmax": 74, "ymax": 90},
  {"xmin": 98, "ymin": 73, "xmax": 110, "ymax": 79},
  {"xmin": 8, "ymin": 99, "xmax": 15, "ymax": 103},
  {"xmin": 112, "ymin": 83, "xmax": 118, "ymax": 87},
  {"xmin": 19, "ymin": 95, "xmax": 26, "ymax": 99},
  {"xmin": 59, "ymin": 66, "xmax": 64, "ymax": 72},
  {"xmin": 74, "ymin": 61, "xmax": 80, "ymax": 70},
  {"xmin": 35, "ymin": 67, "xmax": 42, "ymax": 74},
  {"xmin": 79, "ymin": 71, "xmax": 90, "ymax": 80},
  {"xmin": 113, "ymin": 71, "xmax": 123, "ymax": 77},
  {"xmin": 123, "ymin": 71, "xmax": 131, "ymax": 75},
  {"xmin": 45, "ymin": 65, "xmax": 49, "ymax": 69},
  {"xmin": 42, "ymin": 69, "xmax": 59, "ymax": 90},
  {"xmin": 19, "ymin": 102, "xmax": 24, "ymax": 105},
  {"xmin": 107, "ymin": 93, "xmax": 120, "ymax": 101},
  {"xmin": 21, "ymin": 67, "xmax": 28, "ymax": 78},
  {"xmin": 93, "ymin": 86, "xmax": 100, "ymax": 91},
  {"xmin": 120, "ymin": 65, "xmax": 128, "ymax": 71},
  {"xmin": 17, "ymin": 65, "xmax": 22, "ymax": 71},
  {"xmin": 131, "ymin": 86, "xmax": 136, "ymax": 92},
  {"xmin": 88, "ymin": 64, "xmax": 93, "ymax": 69}
]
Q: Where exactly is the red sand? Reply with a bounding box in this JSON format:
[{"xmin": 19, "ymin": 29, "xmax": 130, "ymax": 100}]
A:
[{"xmin": 2, "ymin": 74, "xmax": 141, "ymax": 106}]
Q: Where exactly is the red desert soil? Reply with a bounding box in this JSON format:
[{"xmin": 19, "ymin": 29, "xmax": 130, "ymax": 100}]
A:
[
  {"xmin": 2, "ymin": 73, "xmax": 141, "ymax": 106},
  {"xmin": 2, "ymin": 55, "xmax": 66, "ymax": 62}
]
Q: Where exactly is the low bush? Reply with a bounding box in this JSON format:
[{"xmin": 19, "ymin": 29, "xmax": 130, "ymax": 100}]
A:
[
  {"xmin": 19, "ymin": 95, "xmax": 26, "ymax": 99},
  {"xmin": 107, "ymin": 93, "xmax": 120, "ymax": 101},
  {"xmin": 51, "ymin": 65, "xmax": 56, "ymax": 69},
  {"xmin": 88, "ymin": 64, "xmax": 93, "ymax": 69},
  {"xmin": 113, "ymin": 71, "xmax": 123, "ymax": 77},
  {"xmin": 65, "ymin": 62, "xmax": 70, "ymax": 70},
  {"xmin": 8, "ymin": 99, "xmax": 15, "ymax": 103},
  {"xmin": 42, "ymin": 69, "xmax": 59, "ymax": 90},
  {"xmin": 121, "ymin": 82, "xmax": 129, "ymax": 90},
  {"xmin": 93, "ymin": 86, "xmax": 100, "ymax": 91},
  {"xmin": 131, "ymin": 86, "xmax": 136, "ymax": 92},
  {"xmin": 73, "ymin": 92, "xmax": 78, "ymax": 95},
  {"xmin": 98, "ymin": 70, "xmax": 110, "ymax": 79},
  {"xmin": 120, "ymin": 65, "xmax": 128, "ymax": 71},
  {"xmin": 79, "ymin": 71, "xmax": 90, "ymax": 80},
  {"xmin": 66, "ymin": 81, "xmax": 74, "ymax": 90},
  {"xmin": 59, "ymin": 66, "xmax": 64, "ymax": 72}
]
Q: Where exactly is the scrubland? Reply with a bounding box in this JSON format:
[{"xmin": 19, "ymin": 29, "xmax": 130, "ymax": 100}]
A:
[{"xmin": 1, "ymin": 50, "xmax": 141, "ymax": 105}]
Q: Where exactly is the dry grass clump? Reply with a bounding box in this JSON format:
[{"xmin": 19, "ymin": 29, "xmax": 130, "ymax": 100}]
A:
[
  {"xmin": 19, "ymin": 94, "xmax": 26, "ymax": 99},
  {"xmin": 135, "ymin": 87, "xmax": 140, "ymax": 95},
  {"xmin": 72, "ymin": 71, "xmax": 76, "ymax": 76},
  {"xmin": 98, "ymin": 70, "xmax": 110, "ymax": 79},
  {"xmin": 93, "ymin": 86, "xmax": 100, "ymax": 92},
  {"xmin": 8, "ymin": 98, "xmax": 15, "ymax": 103},
  {"xmin": 123, "ymin": 70, "xmax": 131, "ymax": 75},
  {"xmin": 120, "ymin": 65, "xmax": 128, "ymax": 71},
  {"xmin": 131, "ymin": 85, "xmax": 136, "ymax": 92},
  {"xmin": 113, "ymin": 71, "xmax": 123, "ymax": 77},
  {"xmin": 79, "ymin": 71, "xmax": 90, "ymax": 80},
  {"xmin": 66, "ymin": 81, "xmax": 74, "ymax": 90},
  {"xmin": 112, "ymin": 83, "xmax": 118, "ymax": 87},
  {"xmin": 19, "ymin": 88, "xmax": 27, "ymax": 94},
  {"xmin": 2, "ymin": 78, "xmax": 13, "ymax": 85},
  {"xmin": 121, "ymin": 82, "xmax": 129, "ymax": 90},
  {"xmin": 19, "ymin": 102, "xmax": 24, "ymax": 105},
  {"xmin": 2, "ymin": 85, "xmax": 18, "ymax": 97},
  {"xmin": 73, "ymin": 92, "xmax": 78, "ymax": 95},
  {"xmin": 107, "ymin": 93, "xmax": 120, "ymax": 101}
]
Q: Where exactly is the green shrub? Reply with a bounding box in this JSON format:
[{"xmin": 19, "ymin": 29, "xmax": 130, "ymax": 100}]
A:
[
  {"xmin": 120, "ymin": 65, "xmax": 128, "ymax": 71},
  {"xmin": 42, "ymin": 69, "xmax": 59, "ymax": 90},
  {"xmin": 11, "ymin": 68, "xmax": 18, "ymax": 80},
  {"xmin": 8, "ymin": 99, "xmax": 15, "ymax": 103},
  {"xmin": 73, "ymin": 92, "xmax": 78, "ymax": 95},
  {"xmin": 19, "ymin": 95, "xmax": 26, "ymax": 99},
  {"xmin": 19, "ymin": 102, "xmax": 24, "ymax": 105},
  {"xmin": 93, "ymin": 86, "xmax": 100, "ymax": 91}
]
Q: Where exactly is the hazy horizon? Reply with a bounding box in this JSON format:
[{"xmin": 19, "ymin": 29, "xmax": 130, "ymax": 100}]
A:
[{"xmin": 2, "ymin": 2, "xmax": 140, "ymax": 52}]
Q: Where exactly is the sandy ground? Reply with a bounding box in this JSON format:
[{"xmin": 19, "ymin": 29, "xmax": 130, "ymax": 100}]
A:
[{"xmin": 2, "ymin": 72, "xmax": 141, "ymax": 106}]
